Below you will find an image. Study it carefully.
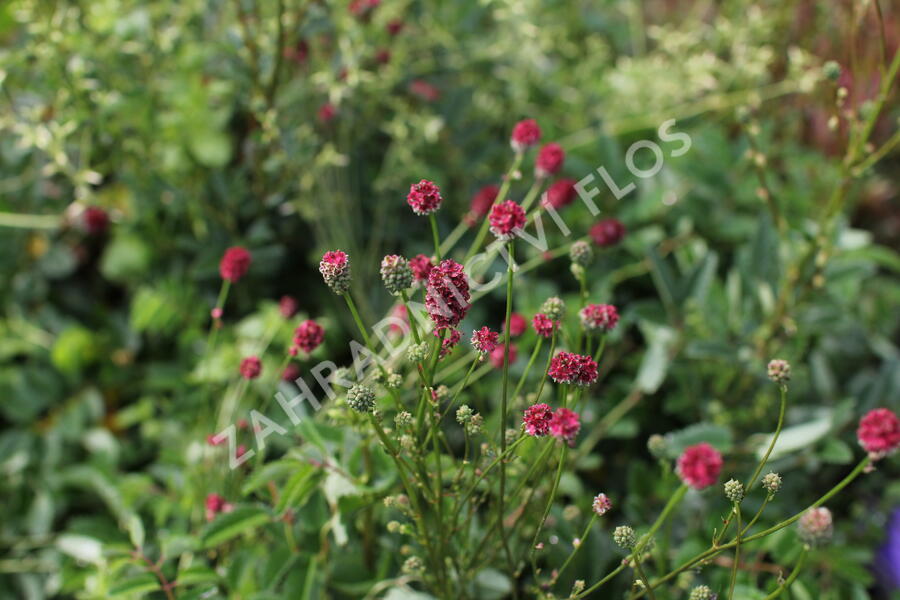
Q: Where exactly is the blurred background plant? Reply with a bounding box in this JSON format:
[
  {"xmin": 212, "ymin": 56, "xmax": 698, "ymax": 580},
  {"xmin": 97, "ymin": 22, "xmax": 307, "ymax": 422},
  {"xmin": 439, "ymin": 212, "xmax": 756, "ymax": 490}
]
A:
[{"xmin": 0, "ymin": 0, "xmax": 898, "ymax": 598}]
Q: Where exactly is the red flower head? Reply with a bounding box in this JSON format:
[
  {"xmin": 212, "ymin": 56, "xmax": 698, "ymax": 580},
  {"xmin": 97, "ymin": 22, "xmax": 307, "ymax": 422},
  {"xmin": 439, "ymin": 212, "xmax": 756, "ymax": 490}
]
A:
[
  {"xmin": 580, "ymin": 304, "xmax": 619, "ymax": 334},
  {"xmin": 535, "ymin": 143, "xmax": 565, "ymax": 178},
  {"xmin": 293, "ymin": 319, "xmax": 325, "ymax": 353},
  {"xmin": 549, "ymin": 351, "xmax": 598, "ymax": 386},
  {"xmin": 467, "ymin": 184, "xmax": 500, "ymax": 225},
  {"xmin": 205, "ymin": 493, "xmax": 234, "ymax": 522},
  {"xmin": 489, "ymin": 200, "xmax": 526, "ymax": 241},
  {"xmin": 319, "ymin": 250, "xmax": 351, "ymax": 294},
  {"xmin": 282, "ymin": 363, "xmax": 300, "ymax": 382},
  {"xmin": 349, "ymin": 0, "xmax": 380, "ymax": 19},
  {"xmin": 676, "ymin": 443, "xmax": 723, "ymax": 490},
  {"xmin": 504, "ymin": 312, "xmax": 527, "ymax": 337},
  {"xmin": 490, "ymin": 343, "xmax": 517, "ymax": 369},
  {"xmin": 239, "ymin": 356, "xmax": 262, "ymax": 380},
  {"xmin": 318, "ymin": 102, "xmax": 337, "ymax": 123},
  {"xmin": 409, "ymin": 80, "xmax": 440, "ymax": 102},
  {"xmin": 386, "ymin": 19, "xmax": 404, "ymax": 35},
  {"xmin": 219, "ymin": 246, "xmax": 252, "ymax": 283},
  {"xmin": 409, "ymin": 253, "xmax": 434, "ymax": 281},
  {"xmin": 542, "ymin": 179, "xmax": 577, "ymax": 210},
  {"xmin": 375, "ymin": 48, "xmax": 391, "ymax": 65},
  {"xmin": 590, "ymin": 218, "xmax": 626, "ymax": 247},
  {"xmin": 407, "ymin": 179, "xmax": 443, "ymax": 216},
  {"xmin": 471, "ymin": 326, "xmax": 500, "ymax": 354},
  {"xmin": 857, "ymin": 408, "xmax": 900, "ymax": 459},
  {"xmin": 592, "ymin": 493, "xmax": 612, "ymax": 516},
  {"xmin": 510, "ymin": 118, "xmax": 541, "ymax": 152},
  {"xmin": 82, "ymin": 206, "xmax": 110, "ymax": 235},
  {"xmin": 532, "ymin": 313, "xmax": 557, "ymax": 338},
  {"xmin": 279, "ymin": 295, "xmax": 298, "ymax": 319},
  {"xmin": 284, "ymin": 39, "xmax": 309, "ymax": 64},
  {"xmin": 523, "ymin": 403, "xmax": 553, "ymax": 436},
  {"xmin": 550, "ymin": 408, "xmax": 581, "ymax": 443},
  {"xmin": 436, "ymin": 327, "xmax": 462, "ymax": 357},
  {"xmin": 425, "ymin": 259, "xmax": 470, "ymax": 329}
]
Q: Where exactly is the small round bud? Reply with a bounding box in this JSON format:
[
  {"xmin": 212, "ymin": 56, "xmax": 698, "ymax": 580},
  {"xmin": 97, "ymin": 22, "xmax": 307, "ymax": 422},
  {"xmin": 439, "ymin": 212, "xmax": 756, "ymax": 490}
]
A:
[
  {"xmin": 319, "ymin": 250, "xmax": 352, "ymax": 294},
  {"xmin": 569, "ymin": 240, "xmax": 594, "ymax": 267},
  {"xmin": 402, "ymin": 556, "xmax": 424, "ymax": 574},
  {"xmin": 592, "ymin": 493, "xmax": 612, "ymax": 516},
  {"xmin": 572, "ymin": 580, "xmax": 586, "ymax": 595},
  {"xmin": 380, "ymin": 255, "xmax": 414, "ymax": 295},
  {"xmin": 385, "ymin": 372, "xmax": 403, "ymax": 389},
  {"xmin": 456, "ymin": 405, "xmax": 474, "ymax": 425},
  {"xmin": 613, "ymin": 525, "xmax": 637, "ymax": 550},
  {"xmin": 570, "ymin": 263, "xmax": 585, "ymax": 280},
  {"xmin": 346, "ymin": 384, "xmax": 376, "ymax": 413},
  {"xmin": 540, "ymin": 296, "xmax": 566, "ymax": 322},
  {"xmin": 395, "ymin": 411, "xmax": 413, "ymax": 428},
  {"xmin": 467, "ymin": 413, "xmax": 483, "ymax": 434},
  {"xmin": 399, "ymin": 434, "xmax": 415, "ymax": 450},
  {"xmin": 647, "ymin": 434, "xmax": 668, "ymax": 458},
  {"xmin": 724, "ymin": 479, "xmax": 744, "ymax": 503},
  {"xmin": 798, "ymin": 507, "xmax": 833, "ymax": 546},
  {"xmin": 689, "ymin": 585, "xmax": 716, "ymax": 600},
  {"xmin": 406, "ymin": 341, "xmax": 429, "ymax": 363},
  {"xmin": 761, "ymin": 472, "xmax": 782, "ymax": 495},
  {"xmin": 823, "ymin": 60, "xmax": 841, "ymax": 81},
  {"xmin": 767, "ymin": 359, "xmax": 791, "ymax": 385},
  {"xmin": 387, "ymin": 520, "xmax": 401, "ymax": 533}
]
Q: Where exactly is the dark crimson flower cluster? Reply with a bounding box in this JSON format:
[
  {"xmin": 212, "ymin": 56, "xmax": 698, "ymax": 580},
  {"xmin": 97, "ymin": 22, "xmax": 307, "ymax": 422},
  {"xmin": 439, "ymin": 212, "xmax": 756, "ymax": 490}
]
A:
[
  {"xmin": 590, "ymin": 218, "xmax": 626, "ymax": 247},
  {"xmin": 82, "ymin": 206, "xmax": 109, "ymax": 235},
  {"xmin": 471, "ymin": 326, "xmax": 500, "ymax": 354},
  {"xmin": 510, "ymin": 118, "xmax": 541, "ymax": 152},
  {"xmin": 319, "ymin": 250, "xmax": 351, "ymax": 294},
  {"xmin": 676, "ymin": 443, "xmax": 723, "ymax": 490},
  {"xmin": 550, "ymin": 408, "xmax": 581, "ymax": 442},
  {"xmin": 279, "ymin": 295, "xmax": 298, "ymax": 319},
  {"xmin": 535, "ymin": 143, "xmax": 565, "ymax": 177},
  {"xmin": 490, "ymin": 343, "xmax": 516, "ymax": 369},
  {"xmin": 436, "ymin": 328, "xmax": 462, "ymax": 357},
  {"xmin": 239, "ymin": 356, "xmax": 262, "ymax": 380},
  {"xmin": 425, "ymin": 259, "xmax": 470, "ymax": 329},
  {"xmin": 409, "ymin": 253, "xmax": 434, "ymax": 282},
  {"xmin": 468, "ymin": 184, "xmax": 500, "ymax": 223},
  {"xmin": 548, "ymin": 351, "xmax": 599, "ymax": 386},
  {"xmin": 293, "ymin": 320, "xmax": 325, "ymax": 354},
  {"xmin": 580, "ymin": 303, "xmax": 619, "ymax": 333},
  {"xmin": 505, "ymin": 313, "xmax": 527, "ymax": 337},
  {"xmin": 532, "ymin": 313, "xmax": 557, "ymax": 338},
  {"xmin": 489, "ymin": 200, "xmax": 526, "ymax": 241},
  {"xmin": 407, "ymin": 179, "xmax": 444, "ymax": 215},
  {"xmin": 857, "ymin": 408, "xmax": 900, "ymax": 458},
  {"xmin": 219, "ymin": 246, "xmax": 252, "ymax": 283},
  {"xmin": 542, "ymin": 179, "xmax": 577, "ymax": 210},
  {"xmin": 523, "ymin": 403, "xmax": 553, "ymax": 436}
]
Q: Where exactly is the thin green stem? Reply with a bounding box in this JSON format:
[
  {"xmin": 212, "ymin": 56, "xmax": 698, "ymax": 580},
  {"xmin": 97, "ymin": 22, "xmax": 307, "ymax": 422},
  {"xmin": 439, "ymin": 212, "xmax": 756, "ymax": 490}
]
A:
[
  {"xmin": 764, "ymin": 548, "xmax": 807, "ymax": 600},
  {"xmin": 512, "ymin": 336, "xmax": 543, "ymax": 403},
  {"xmin": 499, "ymin": 240, "xmax": 516, "ymax": 575},
  {"xmin": 554, "ymin": 514, "xmax": 598, "ymax": 583},
  {"xmin": 534, "ymin": 328, "xmax": 558, "ymax": 403},
  {"xmin": 530, "ymin": 444, "xmax": 568, "ymax": 570},
  {"xmin": 464, "ymin": 153, "xmax": 523, "ymax": 262},
  {"xmin": 728, "ymin": 505, "xmax": 742, "ymax": 600},
  {"xmin": 429, "ymin": 213, "xmax": 442, "ymax": 262},
  {"xmin": 633, "ymin": 560, "xmax": 657, "ymax": 600}
]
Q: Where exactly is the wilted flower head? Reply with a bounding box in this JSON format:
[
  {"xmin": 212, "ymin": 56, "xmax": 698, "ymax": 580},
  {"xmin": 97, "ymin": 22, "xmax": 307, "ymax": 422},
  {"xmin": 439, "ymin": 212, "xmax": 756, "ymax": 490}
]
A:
[
  {"xmin": 489, "ymin": 200, "xmax": 526, "ymax": 241},
  {"xmin": 767, "ymin": 359, "xmax": 791, "ymax": 385},
  {"xmin": 613, "ymin": 525, "xmax": 636, "ymax": 549},
  {"xmin": 647, "ymin": 434, "xmax": 668, "ymax": 458},
  {"xmin": 542, "ymin": 179, "xmax": 577, "ymax": 210},
  {"xmin": 319, "ymin": 250, "xmax": 351, "ymax": 294},
  {"xmin": 425, "ymin": 259, "xmax": 470, "ymax": 329},
  {"xmin": 380, "ymin": 255, "xmax": 414, "ymax": 295},
  {"xmin": 436, "ymin": 327, "xmax": 462, "ymax": 357},
  {"xmin": 293, "ymin": 319, "xmax": 325, "ymax": 353},
  {"xmin": 590, "ymin": 218, "xmax": 626, "ymax": 247},
  {"xmin": 580, "ymin": 304, "xmax": 619, "ymax": 333},
  {"xmin": 550, "ymin": 407, "xmax": 581, "ymax": 442},
  {"xmin": 347, "ymin": 384, "xmax": 376, "ymax": 413},
  {"xmin": 510, "ymin": 118, "xmax": 541, "ymax": 152},
  {"xmin": 857, "ymin": 408, "xmax": 900, "ymax": 459},
  {"xmin": 407, "ymin": 179, "xmax": 443, "ymax": 216},
  {"xmin": 532, "ymin": 313, "xmax": 556, "ymax": 338},
  {"xmin": 569, "ymin": 241, "xmax": 594, "ymax": 267},
  {"xmin": 409, "ymin": 253, "xmax": 434, "ymax": 282},
  {"xmin": 523, "ymin": 403, "xmax": 553, "ymax": 436},
  {"xmin": 239, "ymin": 356, "xmax": 262, "ymax": 380},
  {"xmin": 798, "ymin": 507, "xmax": 833, "ymax": 546},
  {"xmin": 592, "ymin": 493, "xmax": 612, "ymax": 516},
  {"xmin": 220, "ymin": 246, "xmax": 252, "ymax": 282},
  {"xmin": 762, "ymin": 472, "xmax": 782, "ymax": 495},
  {"xmin": 535, "ymin": 143, "xmax": 565, "ymax": 177},
  {"xmin": 471, "ymin": 326, "xmax": 500, "ymax": 355},
  {"xmin": 548, "ymin": 351, "xmax": 598, "ymax": 386},
  {"xmin": 676, "ymin": 443, "xmax": 723, "ymax": 490},
  {"xmin": 540, "ymin": 296, "xmax": 566, "ymax": 321}
]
